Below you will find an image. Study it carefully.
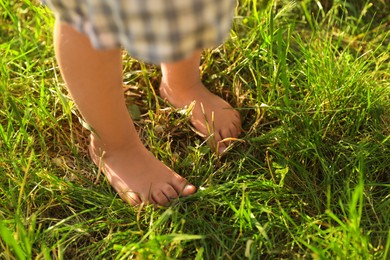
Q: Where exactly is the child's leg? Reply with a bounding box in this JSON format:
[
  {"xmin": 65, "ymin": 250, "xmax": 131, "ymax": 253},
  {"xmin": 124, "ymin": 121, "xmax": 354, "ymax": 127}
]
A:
[
  {"xmin": 160, "ymin": 51, "xmax": 242, "ymax": 154},
  {"xmin": 54, "ymin": 22, "xmax": 196, "ymax": 206}
]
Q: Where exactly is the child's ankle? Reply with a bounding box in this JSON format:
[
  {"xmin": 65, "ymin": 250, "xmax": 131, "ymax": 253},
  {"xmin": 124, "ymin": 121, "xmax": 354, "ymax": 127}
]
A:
[{"xmin": 89, "ymin": 133, "xmax": 143, "ymax": 155}]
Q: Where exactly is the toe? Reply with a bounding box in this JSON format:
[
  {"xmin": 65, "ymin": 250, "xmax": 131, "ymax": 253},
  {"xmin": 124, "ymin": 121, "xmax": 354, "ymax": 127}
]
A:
[
  {"xmin": 162, "ymin": 185, "xmax": 179, "ymax": 201},
  {"xmin": 230, "ymin": 122, "xmax": 241, "ymax": 138},
  {"xmin": 221, "ymin": 127, "xmax": 233, "ymax": 143},
  {"xmin": 233, "ymin": 113, "xmax": 242, "ymax": 129},
  {"xmin": 218, "ymin": 143, "xmax": 227, "ymax": 155},
  {"xmin": 232, "ymin": 119, "xmax": 242, "ymax": 136},
  {"xmin": 151, "ymin": 190, "xmax": 170, "ymax": 206},
  {"xmin": 181, "ymin": 184, "xmax": 197, "ymax": 196},
  {"xmin": 213, "ymin": 130, "xmax": 223, "ymax": 144},
  {"xmin": 120, "ymin": 191, "xmax": 143, "ymax": 206},
  {"xmin": 222, "ymin": 127, "xmax": 234, "ymax": 139},
  {"xmin": 172, "ymin": 177, "xmax": 196, "ymax": 197}
]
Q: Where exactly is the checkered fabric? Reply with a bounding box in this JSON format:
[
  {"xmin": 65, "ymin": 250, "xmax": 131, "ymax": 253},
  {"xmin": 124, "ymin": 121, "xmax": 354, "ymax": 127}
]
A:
[{"xmin": 43, "ymin": 0, "xmax": 236, "ymax": 63}]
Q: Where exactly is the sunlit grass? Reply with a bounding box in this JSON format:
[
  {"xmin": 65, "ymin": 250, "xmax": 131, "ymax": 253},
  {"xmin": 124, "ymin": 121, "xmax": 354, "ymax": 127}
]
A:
[{"xmin": 1, "ymin": 0, "xmax": 389, "ymax": 259}]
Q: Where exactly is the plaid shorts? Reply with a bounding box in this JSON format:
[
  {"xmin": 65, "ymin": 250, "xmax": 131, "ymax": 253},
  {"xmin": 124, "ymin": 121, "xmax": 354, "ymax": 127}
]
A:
[{"xmin": 43, "ymin": 0, "xmax": 236, "ymax": 63}]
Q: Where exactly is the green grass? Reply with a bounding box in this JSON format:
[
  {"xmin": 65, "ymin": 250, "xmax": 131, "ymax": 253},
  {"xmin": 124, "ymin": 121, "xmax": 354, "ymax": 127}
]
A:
[{"xmin": 1, "ymin": 0, "xmax": 389, "ymax": 259}]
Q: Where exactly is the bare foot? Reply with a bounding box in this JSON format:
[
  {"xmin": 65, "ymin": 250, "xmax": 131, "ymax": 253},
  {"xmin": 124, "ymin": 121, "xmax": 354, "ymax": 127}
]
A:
[
  {"xmin": 89, "ymin": 134, "xmax": 196, "ymax": 206},
  {"xmin": 160, "ymin": 81, "xmax": 242, "ymax": 154}
]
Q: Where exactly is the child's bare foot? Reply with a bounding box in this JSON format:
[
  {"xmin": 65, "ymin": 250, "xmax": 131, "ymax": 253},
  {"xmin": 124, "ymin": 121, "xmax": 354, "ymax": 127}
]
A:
[
  {"xmin": 54, "ymin": 23, "xmax": 195, "ymax": 207},
  {"xmin": 160, "ymin": 81, "xmax": 241, "ymax": 154},
  {"xmin": 89, "ymin": 134, "xmax": 196, "ymax": 206}
]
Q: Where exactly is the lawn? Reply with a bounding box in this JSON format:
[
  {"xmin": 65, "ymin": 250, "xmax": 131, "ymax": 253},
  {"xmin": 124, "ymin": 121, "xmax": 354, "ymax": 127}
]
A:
[{"xmin": 1, "ymin": 0, "xmax": 389, "ymax": 259}]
